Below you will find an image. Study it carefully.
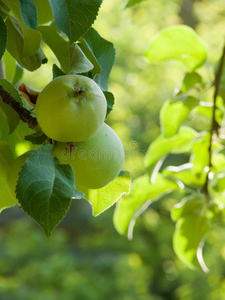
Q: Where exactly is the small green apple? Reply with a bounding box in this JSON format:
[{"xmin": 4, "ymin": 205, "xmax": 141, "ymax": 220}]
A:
[
  {"xmin": 54, "ymin": 123, "xmax": 125, "ymax": 189},
  {"xmin": 36, "ymin": 75, "xmax": 107, "ymax": 142}
]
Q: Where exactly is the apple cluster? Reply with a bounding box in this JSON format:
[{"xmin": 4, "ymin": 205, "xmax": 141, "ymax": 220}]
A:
[{"xmin": 35, "ymin": 75, "xmax": 125, "ymax": 189}]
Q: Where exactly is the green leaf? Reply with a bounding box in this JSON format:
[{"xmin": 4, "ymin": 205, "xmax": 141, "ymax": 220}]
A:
[
  {"xmin": 32, "ymin": 0, "xmax": 53, "ymax": 25},
  {"xmin": 2, "ymin": 51, "xmax": 16, "ymax": 83},
  {"xmin": 160, "ymin": 97, "xmax": 198, "ymax": 138},
  {"xmin": 104, "ymin": 91, "xmax": 115, "ymax": 117},
  {"xmin": 24, "ymin": 128, "xmax": 47, "ymax": 145},
  {"xmin": 12, "ymin": 64, "xmax": 23, "ymax": 85},
  {"xmin": 0, "ymin": 14, "xmax": 7, "ymax": 59},
  {"xmin": 163, "ymin": 164, "xmax": 205, "ymax": 189},
  {"xmin": 0, "ymin": 79, "xmax": 23, "ymax": 133},
  {"xmin": 16, "ymin": 145, "xmax": 84, "ymax": 238},
  {"xmin": 191, "ymin": 133, "xmax": 210, "ymax": 176},
  {"xmin": 145, "ymin": 25, "xmax": 207, "ymax": 72},
  {"xmin": 193, "ymin": 97, "xmax": 223, "ymax": 124},
  {"xmin": 2, "ymin": 51, "xmax": 24, "ymax": 85},
  {"xmin": 144, "ymin": 126, "xmax": 197, "ymax": 173},
  {"xmin": 114, "ymin": 174, "xmax": 179, "ymax": 237},
  {"xmin": 83, "ymin": 171, "xmax": 131, "ymax": 217},
  {"xmin": 49, "ymin": 0, "xmax": 102, "ymax": 43},
  {"xmin": 2, "ymin": 0, "xmax": 41, "ymax": 57},
  {"xmin": 38, "ymin": 25, "xmax": 70, "ymax": 73},
  {"xmin": 0, "ymin": 78, "xmax": 23, "ymax": 104},
  {"xmin": 124, "ymin": 0, "xmax": 146, "ymax": 8},
  {"xmin": 81, "ymin": 28, "xmax": 116, "ymax": 91},
  {"xmin": 181, "ymin": 72, "xmax": 203, "ymax": 92},
  {"xmin": 69, "ymin": 43, "xmax": 93, "ymax": 74},
  {"xmin": 5, "ymin": 17, "xmax": 45, "ymax": 71},
  {"xmin": 173, "ymin": 211, "xmax": 209, "ymax": 271},
  {"xmin": 0, "ymin": 141, "xmax": 16, "ymax": 211},
  {"xmin": 19, "ymin": 0, "xmax": 37, "ymax": 30},
  {"xmin": 171, "ymin": 194, "xmax": 205, "ymax": 222},
  {"xmin": 52, "ymin": 64, "xmax": 65, "ymax": 79}
]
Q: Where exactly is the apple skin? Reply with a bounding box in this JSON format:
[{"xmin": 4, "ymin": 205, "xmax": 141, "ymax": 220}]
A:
[
  {"xmin": 36, "ymin": 75, "xmax": 107, "ymax": 142},
  {"xmin": 7, "ymin": 151, "xmax": 33, "ymax": 204},
  {"xmin": 54, "ymin": 123, "xmax": 125, "ymax": 189}
]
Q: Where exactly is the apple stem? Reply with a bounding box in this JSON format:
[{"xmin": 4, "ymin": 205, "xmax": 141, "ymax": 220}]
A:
[{"xmin": 0, "ymin": 85, "xmax": 39, "ymax": 131}]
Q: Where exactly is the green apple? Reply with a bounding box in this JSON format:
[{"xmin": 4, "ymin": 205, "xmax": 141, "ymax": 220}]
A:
[
  {"xmin": 7, "ymin": 151, "xmax": 33, "ymax": 204},
  {"xmin": 54, "ymin": 123, "xmax": 125, "ymax": 189},
  {"xmin": 36, "ymin": 74, "xmax": 107, "ymax": 142}
]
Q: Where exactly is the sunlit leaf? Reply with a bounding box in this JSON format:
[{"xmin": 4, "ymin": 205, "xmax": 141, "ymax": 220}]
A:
[
  {"xmin": 173, "ymin": 213, "xmax": 209, "ymax": 271},
  {"xmin": 16, "ymin": 145, "xmax": 84, "ymax": 238},
  {"xmin": 145, "ymin": 126, "xmax": 197, "ymax": 174},
  {"xmin": 83, "ymin": 171, "xmax": 131, "ymax": 216},
  {"xmin": 124, "ymin": 0, "xmax": 146, "ymax": 9},
  {"xmin": 145, "ymin": 25, "xmax": 207, "ymax": 72},
  {"xmin": 0, "ymin": 141, "xmax": 16, "ymax": 211},
  {"xmin": 114, "ymin": 174, "xmax": 179, "ymax": 237},
  {"xmin": 160, "ymin": 97, "xmax": 198, "ymax": 138}
]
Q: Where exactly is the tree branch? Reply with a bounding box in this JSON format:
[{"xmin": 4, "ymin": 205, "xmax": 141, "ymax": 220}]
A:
[
  {"xmin": 0, "ymin": 85, "xmax": 38, "ymax": 131},
  {"xmin": 203, "ymin": 42, "xmax": 225, "ymax": 199}
]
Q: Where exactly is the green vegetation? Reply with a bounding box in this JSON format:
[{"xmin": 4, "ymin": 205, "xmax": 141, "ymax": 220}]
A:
[{"xmin": 1, "ymin": 0, "xmax": 225, "ymax": 298}]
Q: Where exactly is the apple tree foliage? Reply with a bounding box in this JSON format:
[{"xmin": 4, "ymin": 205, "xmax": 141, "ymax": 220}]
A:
[
  {"xmin": 0, "ymin": 0, "xmax": 130, "ymax": 238},
  {"xmin": 0, "ymin": 0, "xmax": 225, "ymax": 272},
  {"xmin": 114, "ymin": 17, "xmax": 225, "ymax": 271}
]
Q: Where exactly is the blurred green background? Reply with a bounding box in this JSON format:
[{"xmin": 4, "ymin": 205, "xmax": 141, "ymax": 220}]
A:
[{"xmin": 2, "ymin": 0, "xmax": 225, "ymax": 299}]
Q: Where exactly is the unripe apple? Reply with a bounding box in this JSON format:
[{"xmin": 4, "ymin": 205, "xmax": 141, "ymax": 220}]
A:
[
  {"xmin": 54, "ymin": 123, "xmax": 125, "ymax": 189},
  {"xmin": 36, "ymin": 75, "xmax": 107, "ymax": 142}
]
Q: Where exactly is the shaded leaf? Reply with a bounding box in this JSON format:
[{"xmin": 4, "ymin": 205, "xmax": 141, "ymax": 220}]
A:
[
  {"xmin": 0, "ymin": 15, "xmax": 7, "ymax": 59},
  {"xmin": 49, "ymin": 0, "xmax": 102, "ymax": 43},
  {"xmin": 69, "ymin": 43, "xmax": 93, "ymax": 74},
  {"xmin": 5, "ymin": 17, "xmax": 45, "ymax": 71},
  {"xmin": 24, "ymin": 128, "xmax": 47, "ymax": 145},
  {"xmin": 83, "ymin": 171, "xmax": 131, "ymax": 217},
  {"xmin": 2, "ymin": 0, "xmax": 41, "ymax": 57},
  {"xmin": 0, "ymin": 79, "xmax": 23, "ymax": 133},
  {"xmin": 114, "ymin": 174, "xmax": 179, "ymax": 237},
  {"xmin": 52, "ymin": 64, "xmax": 65, "ymax": 79},
  {"xmin": 16, "ymin": 145, "xmax": 84, "ymax": 238},
  {"xmin": 145, "ymin": 25, "xmax": 207, "ymax": 72},
  {"xmin": 19, "ymin": 0, "xmax": 37, "ymax": 30},
  {"xmin": 81, "ymin": 28, "xmax": 115, "ymax": 91},
  {"xmin": 104, "ymin": 91, "xmax": 115, "ymax": 117},
  {"xmin": 38, "ymin": 25, "xmax": 70, "ymax": 73},
  {"xmin": 33, "ymin": 0, "xmax": 53, "ymax": 25}
]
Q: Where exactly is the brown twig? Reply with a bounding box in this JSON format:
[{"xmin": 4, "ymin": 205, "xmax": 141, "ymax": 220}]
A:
[
  {"xmin": 0, "ymin": 85, "xmax": 38, "ymax": 131},
  {"xmin": 203, "ymin": 42, "xmax": 225, "ymax": 199}
]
